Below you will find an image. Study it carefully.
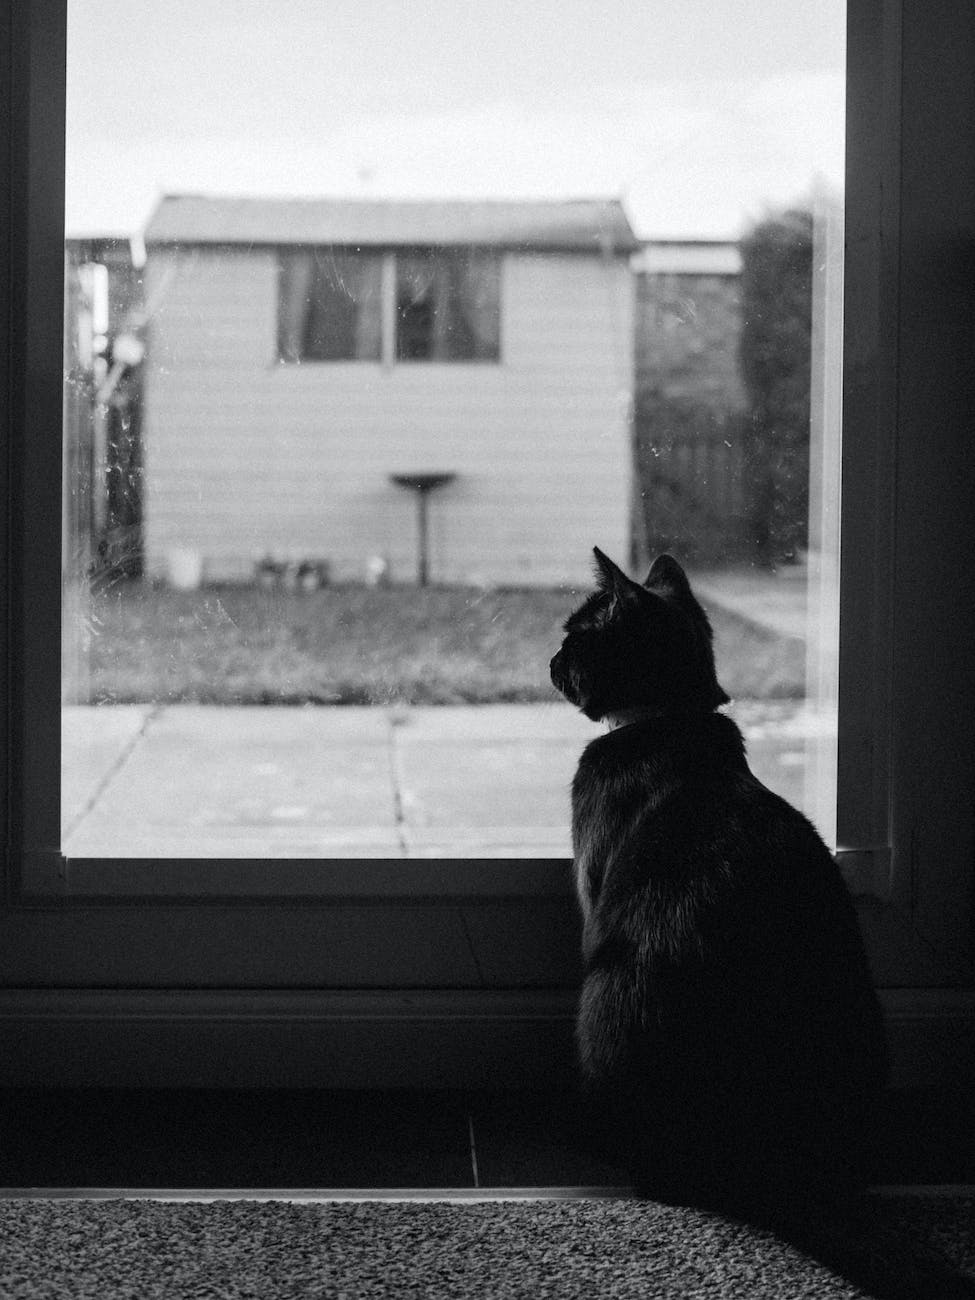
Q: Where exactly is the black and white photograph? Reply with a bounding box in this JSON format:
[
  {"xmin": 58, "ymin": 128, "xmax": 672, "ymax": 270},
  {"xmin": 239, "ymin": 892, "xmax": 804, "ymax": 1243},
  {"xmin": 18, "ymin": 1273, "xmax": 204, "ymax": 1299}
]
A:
[{"xmin": 1, "ymin": 0, "xmax": 973, "ymax": 1295}]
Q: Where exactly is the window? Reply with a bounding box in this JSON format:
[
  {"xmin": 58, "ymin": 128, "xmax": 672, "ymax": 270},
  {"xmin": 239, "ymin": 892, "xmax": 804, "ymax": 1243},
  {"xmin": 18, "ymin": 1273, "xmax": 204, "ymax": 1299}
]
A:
[
  {"xmin": 396, "ymin": 250, "xmax": 500, "ymax": 362},
  {"xmin": 3, "ymin": 0, "xmax": 974, "ymax": 1089},
  {"xmin": 278, "ymin": 248, "xmax": 382, "ymax": 363},
  {"xmin": 276, "ymin": 245, "xmax": 500, "ymax": 365},
  {"xmin": 45, "ymin": 0, "xmax": 855, "ymax": 869}
]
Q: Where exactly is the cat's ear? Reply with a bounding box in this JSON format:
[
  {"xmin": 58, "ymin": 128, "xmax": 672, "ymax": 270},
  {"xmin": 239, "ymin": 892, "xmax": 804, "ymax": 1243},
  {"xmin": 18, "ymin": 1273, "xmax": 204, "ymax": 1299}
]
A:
[
  {"xmin": 644, "ymin": 553, "xmax": 694, "ymax": 602},
  {"xmin": 593, "ymin": 547, "xmax": 644, "ymax": 601}
]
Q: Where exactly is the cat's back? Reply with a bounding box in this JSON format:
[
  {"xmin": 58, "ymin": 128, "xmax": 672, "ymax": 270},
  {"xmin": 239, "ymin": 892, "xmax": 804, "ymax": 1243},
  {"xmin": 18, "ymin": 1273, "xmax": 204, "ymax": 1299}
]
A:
[
  {"xmin": 572, "ymin": 709, "xmax": 866, "ymax": 967},
  {"xmin": 572, "ymin": 709, "xmax": 791, "ymax": 857},
  {"xmin": 573, "ymin": 709, "xmax": 887, "ymax": 1102},
  {"xmin": 575, "ymin": 710, "xmax": 818, "ymax": 846}
]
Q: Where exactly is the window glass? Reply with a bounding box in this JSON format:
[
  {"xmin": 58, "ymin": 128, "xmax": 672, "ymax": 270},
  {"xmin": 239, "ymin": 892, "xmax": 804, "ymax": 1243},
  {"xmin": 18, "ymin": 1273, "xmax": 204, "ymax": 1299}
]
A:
[
  {"xmin": 396, "ymin": 250, "xmax": 501, "ymax": 361},
  {"xmin": 62, "ymin": 0, "xmax": 845, "ymax": 861},
  {"xmin": 279, "ymin": 249, "xmax": 383, "ymax": 363}
]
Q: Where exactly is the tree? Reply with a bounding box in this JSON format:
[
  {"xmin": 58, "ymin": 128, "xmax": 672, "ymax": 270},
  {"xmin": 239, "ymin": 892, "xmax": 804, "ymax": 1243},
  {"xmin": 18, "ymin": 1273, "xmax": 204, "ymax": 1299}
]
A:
[{"xmin": 738, "ymin": 208, "xmax": 813, "ymax": 565}]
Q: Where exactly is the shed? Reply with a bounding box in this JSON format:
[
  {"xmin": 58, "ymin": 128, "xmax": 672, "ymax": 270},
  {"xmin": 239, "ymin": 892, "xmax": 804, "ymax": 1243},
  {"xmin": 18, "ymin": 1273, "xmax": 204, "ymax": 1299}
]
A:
[{"xmin": 141, "ymin": 195, "xmax": 638, "ymax": 587}]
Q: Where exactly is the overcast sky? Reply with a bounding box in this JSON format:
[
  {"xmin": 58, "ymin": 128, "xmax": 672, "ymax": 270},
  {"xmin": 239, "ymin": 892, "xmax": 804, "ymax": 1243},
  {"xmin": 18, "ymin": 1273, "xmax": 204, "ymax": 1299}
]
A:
[{"xmin": 65, "ymin": 0, "xmax": 846, "ymax": 240}]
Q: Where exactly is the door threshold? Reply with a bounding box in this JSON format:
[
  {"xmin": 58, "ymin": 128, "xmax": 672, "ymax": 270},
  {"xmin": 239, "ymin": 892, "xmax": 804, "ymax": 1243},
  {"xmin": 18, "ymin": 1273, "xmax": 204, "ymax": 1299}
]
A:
[
  {"xmin": 0, "ymin": 1185, "xmax": 634, "ymax": 1201},
  {"xmin": 3, "ymin": 1184, "xmax": 974, "ymax": 1202}
]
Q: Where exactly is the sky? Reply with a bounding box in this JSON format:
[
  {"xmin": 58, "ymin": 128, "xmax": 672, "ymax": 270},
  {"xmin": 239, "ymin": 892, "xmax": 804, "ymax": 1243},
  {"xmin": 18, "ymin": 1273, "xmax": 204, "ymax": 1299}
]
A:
[{"xmin": 65, "ymin": 0, "xmax": 846, "ymax": 241}]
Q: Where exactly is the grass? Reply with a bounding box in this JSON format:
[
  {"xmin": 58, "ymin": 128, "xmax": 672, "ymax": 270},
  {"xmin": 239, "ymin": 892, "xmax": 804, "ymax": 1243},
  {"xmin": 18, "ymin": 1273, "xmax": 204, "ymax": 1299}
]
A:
[{"xmin": 73, "ymin": 579, "xmax": 805, "ymax": 706}]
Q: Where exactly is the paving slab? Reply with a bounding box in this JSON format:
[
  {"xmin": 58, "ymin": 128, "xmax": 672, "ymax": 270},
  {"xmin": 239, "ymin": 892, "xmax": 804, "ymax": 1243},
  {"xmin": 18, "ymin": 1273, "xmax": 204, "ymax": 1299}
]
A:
[
  {"xmin": 62, "ymin": 706, "xmax": 400, "ymax": 859},
  {"xmin": 392, "ymin": 704, "xmax": 598, "ymax": 743},
  {"xmin": 395, "ymin": 737, "xmax": 584, "ymax": 831},
  {"xmin": 406, "ymin": 826, "xmax": 573, "ymax": 858},
  {"xmin": 61, "ymin": 705, "xmax": 154, "ymax": 837},
  {"xmin": 690, "ymin": 566, "xmax": 809, "ymax": 641}
]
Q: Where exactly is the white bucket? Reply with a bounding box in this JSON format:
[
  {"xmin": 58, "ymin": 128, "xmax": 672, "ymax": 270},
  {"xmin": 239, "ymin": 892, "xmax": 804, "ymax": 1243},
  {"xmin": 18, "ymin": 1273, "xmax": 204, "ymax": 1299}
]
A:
[{"xmin": 166, "ymin": 547, "xmax": 204, "ymax": 591}]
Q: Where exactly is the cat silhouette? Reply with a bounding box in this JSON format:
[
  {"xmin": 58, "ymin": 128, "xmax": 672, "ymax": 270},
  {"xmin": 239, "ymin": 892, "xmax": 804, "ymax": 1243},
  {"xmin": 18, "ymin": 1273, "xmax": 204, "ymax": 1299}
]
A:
[{"xmin": 551, "ymin": 549, "xmax": 888, "ymax": 1220}]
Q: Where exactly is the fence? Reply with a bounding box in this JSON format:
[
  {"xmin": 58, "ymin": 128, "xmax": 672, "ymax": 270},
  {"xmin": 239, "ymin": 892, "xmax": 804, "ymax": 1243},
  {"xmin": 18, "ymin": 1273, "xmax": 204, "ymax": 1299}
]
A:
[{"xmin": 634, "ymin": 399, "xmax": 751, "ymax": 565}]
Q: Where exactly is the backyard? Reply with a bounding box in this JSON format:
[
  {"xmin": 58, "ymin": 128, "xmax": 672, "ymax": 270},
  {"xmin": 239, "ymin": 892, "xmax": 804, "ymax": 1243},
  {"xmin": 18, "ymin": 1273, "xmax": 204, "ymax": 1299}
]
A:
[
  {"xmin": 73, "ymin": 576, "xmax": 805, "ymax": 707},
  {"xmin": 62, "ymin": 571, "xmax": 815, "ymax": 857}
]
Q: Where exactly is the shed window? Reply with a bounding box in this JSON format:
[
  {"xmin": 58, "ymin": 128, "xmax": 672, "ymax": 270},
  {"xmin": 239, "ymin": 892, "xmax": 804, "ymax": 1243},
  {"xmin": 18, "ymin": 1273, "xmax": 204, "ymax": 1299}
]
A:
[
  {"xmin": 279, "ymin": 248, "xmax": 382, "ymax": 362},
  {"xmin": 396, "ymin": 250, "xmax": 500, "ymax": 361}
]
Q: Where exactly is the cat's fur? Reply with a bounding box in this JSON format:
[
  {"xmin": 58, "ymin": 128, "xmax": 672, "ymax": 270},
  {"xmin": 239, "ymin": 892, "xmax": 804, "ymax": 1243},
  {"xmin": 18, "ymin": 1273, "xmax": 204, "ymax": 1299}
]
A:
[{"xmin": 551, "ymin": 549, "xmax": 889, "ymax": 1220}]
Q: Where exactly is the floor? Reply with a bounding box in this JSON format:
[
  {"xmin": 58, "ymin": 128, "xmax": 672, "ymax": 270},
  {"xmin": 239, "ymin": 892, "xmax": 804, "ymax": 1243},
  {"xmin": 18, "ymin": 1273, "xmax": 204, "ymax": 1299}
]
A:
[{"xmin": 1, "ymin": 1088, "xmax": 973, "ymax": 1193}]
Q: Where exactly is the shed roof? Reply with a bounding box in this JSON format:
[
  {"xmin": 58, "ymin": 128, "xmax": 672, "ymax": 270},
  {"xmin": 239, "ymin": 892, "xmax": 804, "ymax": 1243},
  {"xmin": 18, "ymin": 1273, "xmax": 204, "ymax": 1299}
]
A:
[{"xmin": 144, "ymin": 194, "xmax": 639, "ymax": 254}]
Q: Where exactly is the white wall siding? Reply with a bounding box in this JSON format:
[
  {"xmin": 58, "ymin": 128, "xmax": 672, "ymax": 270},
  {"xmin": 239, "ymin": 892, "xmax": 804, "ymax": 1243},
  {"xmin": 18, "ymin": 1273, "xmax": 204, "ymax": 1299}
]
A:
[{"xmin": 143, "ymin": 249, "xmax": 633, "ymax": 586}]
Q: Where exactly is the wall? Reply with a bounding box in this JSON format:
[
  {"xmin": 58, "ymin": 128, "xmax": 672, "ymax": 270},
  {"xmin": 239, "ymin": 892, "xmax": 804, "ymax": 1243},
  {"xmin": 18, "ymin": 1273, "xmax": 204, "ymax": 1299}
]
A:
[{"xmin": 142, "ymin": 248, "xmax": 633, "ymax": 587}]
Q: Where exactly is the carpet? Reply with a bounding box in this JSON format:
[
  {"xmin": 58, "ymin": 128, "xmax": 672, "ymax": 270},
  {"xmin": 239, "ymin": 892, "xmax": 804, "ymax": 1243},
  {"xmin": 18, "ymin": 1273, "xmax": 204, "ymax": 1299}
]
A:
[{"xmin": 1, "ymin": 1192, "xmax": 973, "ymax": 1299}]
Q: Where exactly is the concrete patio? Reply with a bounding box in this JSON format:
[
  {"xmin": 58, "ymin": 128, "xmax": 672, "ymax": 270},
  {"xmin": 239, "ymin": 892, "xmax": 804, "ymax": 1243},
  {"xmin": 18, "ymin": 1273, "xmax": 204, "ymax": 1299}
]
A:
[{"xmin": 62, "ymin": 700, "xmax": 815, "ymax": 859}]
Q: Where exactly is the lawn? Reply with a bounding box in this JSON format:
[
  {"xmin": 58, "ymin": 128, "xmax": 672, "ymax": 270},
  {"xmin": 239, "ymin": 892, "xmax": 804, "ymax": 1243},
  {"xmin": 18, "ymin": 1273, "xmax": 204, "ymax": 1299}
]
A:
[{"xmin": 74, "ymin": 579, "xmax": 805, "ymax": 706}]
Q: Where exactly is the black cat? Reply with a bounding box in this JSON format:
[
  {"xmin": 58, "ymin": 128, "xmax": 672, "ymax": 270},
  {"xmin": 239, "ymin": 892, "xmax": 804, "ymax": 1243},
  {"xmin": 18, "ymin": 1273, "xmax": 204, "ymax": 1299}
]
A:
[{"xmin": 551, "ymin": 548, "xmax": 889, "ymax": 1220}]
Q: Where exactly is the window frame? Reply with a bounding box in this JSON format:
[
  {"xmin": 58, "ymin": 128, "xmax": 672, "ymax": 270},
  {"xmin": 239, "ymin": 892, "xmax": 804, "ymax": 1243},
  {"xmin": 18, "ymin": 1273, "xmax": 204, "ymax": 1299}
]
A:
[{"xmin": 2, "ymin": 0, "xmax": 973, "ymax": 1089}]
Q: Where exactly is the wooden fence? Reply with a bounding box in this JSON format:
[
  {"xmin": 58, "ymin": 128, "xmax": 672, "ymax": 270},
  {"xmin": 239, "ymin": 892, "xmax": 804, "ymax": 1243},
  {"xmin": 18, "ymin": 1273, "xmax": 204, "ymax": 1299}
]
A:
[{"xmin": 634, "ymin": 402, "xmax": 752, "ymax": 565}]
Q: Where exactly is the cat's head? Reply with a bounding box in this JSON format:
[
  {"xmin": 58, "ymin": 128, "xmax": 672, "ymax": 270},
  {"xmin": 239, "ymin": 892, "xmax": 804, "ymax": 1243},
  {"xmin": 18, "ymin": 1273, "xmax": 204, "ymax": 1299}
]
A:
[{"xmin": 550, "ymin": 549, "xmax": 729, "ymax": 722}]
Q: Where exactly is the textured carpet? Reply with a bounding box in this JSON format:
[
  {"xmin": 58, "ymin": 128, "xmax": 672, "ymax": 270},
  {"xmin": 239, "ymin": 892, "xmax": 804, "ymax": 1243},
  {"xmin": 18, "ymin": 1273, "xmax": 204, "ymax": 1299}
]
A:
[{"xmin": 1, "ymin": 1193, "xmax": 974, "ymax": 1299}]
